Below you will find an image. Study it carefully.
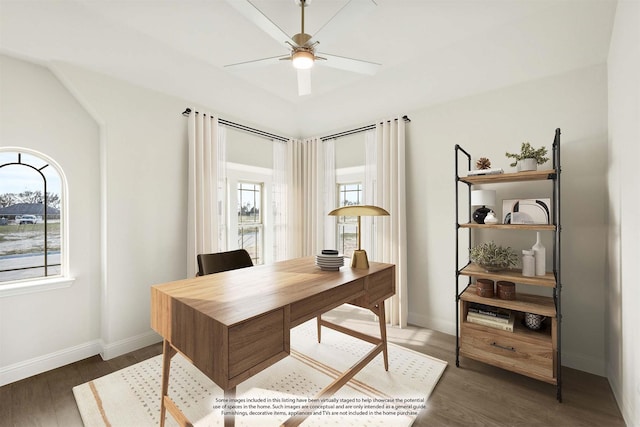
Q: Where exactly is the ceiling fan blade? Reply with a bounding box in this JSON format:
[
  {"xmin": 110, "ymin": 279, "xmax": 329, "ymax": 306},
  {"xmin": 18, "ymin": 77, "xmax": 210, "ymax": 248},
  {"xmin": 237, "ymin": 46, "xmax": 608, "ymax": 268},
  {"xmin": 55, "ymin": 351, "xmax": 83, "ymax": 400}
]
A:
[
  {"xmin": 297, "ymin": 68, "xmax": 312, "ymax": 96},
  {"xmin": 318, "ymin": 53, "xmax": 380, "ymax": 75},
  {"xmin": 224, "ymin": 55, "xmax": 286, "ymax": 69},
  {"xmin": 311, "ymin": 0, "xmax": 377, "ymax": 46},
  {"xmin": 225, "ymin": 0, "xmax": 294, "ymax": 46}
]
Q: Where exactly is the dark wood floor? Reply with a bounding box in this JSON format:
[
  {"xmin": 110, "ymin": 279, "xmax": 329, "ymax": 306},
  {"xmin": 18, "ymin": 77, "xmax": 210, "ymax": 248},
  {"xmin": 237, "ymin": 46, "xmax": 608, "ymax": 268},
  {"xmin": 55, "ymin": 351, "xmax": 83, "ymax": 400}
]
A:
[{"xmin": 0, "ymin": 306, "xmax": 626, "ymax": 427}]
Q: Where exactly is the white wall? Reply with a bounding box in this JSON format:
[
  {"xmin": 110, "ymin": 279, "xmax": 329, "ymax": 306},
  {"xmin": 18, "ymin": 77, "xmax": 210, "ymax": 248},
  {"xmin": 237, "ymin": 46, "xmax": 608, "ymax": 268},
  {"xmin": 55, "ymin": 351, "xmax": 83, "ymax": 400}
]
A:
[
  {"xmin": 405, "ymin": 64, "xmax": 609, "ymax": 376},
  {"xmin": 50, "ymin": 62, "xmax": 193, "ymax": 358},
  {"xmin": 0, "ymin": 55, "xmax": 102, "ymax": 384},
  {"xmin": 607, "ymin": 1, "xmax": 640, "ymax": 425}
]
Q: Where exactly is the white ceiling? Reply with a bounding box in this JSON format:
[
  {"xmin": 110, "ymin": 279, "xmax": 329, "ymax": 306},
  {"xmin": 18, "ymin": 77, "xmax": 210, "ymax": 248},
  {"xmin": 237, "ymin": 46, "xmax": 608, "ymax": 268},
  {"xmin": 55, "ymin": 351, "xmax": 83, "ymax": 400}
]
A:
[{"xmin": 0, "ymin": 0, "xmax": 616, "ymax": 136}]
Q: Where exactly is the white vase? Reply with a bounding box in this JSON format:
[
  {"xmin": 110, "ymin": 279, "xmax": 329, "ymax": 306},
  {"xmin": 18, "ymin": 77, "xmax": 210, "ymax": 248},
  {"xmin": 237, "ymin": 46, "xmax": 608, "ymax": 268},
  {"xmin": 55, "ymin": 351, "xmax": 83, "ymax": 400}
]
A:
[
  {"xmin": 518, "ymin": 158, "xmax": 537, "ymax": 172},
  {"xmin": 532, "ymin": 231, "xmax": 546, "ymax": 276},
  {"xmin": 484, "ymin": 210, "xmax": 498, "ymax": 224}
]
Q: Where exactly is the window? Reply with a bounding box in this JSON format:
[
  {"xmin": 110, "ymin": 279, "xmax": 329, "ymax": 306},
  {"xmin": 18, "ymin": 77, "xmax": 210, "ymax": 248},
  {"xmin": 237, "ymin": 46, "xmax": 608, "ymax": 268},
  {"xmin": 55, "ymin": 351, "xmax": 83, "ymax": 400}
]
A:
[
  {"xmin": 336, "ymin": 183, "xmax": 362, "ymax": 258},
  {"xmin": 0, "ymin": 149, "xmax": 65, "ymax": 284},
  {"xmin": 237, "ymin": 181, "xmax": 263, "ymax": 265}
]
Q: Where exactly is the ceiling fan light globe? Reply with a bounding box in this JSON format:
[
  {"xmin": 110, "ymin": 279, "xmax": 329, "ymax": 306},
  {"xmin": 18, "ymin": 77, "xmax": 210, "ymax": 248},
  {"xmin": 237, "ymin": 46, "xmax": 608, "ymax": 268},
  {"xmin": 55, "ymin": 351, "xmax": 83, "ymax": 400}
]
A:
[{"xmin": 292, "ymin": 51, "xmax": 314, "ymax": 69}]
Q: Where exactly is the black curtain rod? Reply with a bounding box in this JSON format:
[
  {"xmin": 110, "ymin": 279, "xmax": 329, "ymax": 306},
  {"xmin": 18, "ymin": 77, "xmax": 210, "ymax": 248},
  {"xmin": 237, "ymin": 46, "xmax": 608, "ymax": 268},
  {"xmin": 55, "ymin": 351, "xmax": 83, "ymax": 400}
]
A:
[
  {"xmin": 181, "ymin": 108, "xmax": 289, "ymax": 142},
  {"xmin": 182, "ymin": 108, "xmax": 410, "ymax": 143},
  {"xmin": 319, "ymin": 115, "xmax": 411, "ymax": 141}
]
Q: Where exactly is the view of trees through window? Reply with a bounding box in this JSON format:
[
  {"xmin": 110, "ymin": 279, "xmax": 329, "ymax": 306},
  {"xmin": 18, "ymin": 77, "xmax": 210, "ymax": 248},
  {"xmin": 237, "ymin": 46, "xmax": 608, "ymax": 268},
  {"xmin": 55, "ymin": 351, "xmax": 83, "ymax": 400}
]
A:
[
  {"xmin": 337, "ymin": 183, "xmax": 362, "ymax": 258},
  {"xmin": 0, "ymin": 151, "xmax": 63, "ymax": 283},
  {"xmin": 237, "ymin": 181, "xmax": 263, "ymax": 264}
]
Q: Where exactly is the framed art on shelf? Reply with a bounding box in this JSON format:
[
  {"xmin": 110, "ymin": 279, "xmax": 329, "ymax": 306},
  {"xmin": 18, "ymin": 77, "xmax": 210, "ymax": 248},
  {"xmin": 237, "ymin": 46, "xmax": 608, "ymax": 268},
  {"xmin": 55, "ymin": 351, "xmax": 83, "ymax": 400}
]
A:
[{"xmin": 502, "ymin": 198, "xmax": 551, "ymax": 224}]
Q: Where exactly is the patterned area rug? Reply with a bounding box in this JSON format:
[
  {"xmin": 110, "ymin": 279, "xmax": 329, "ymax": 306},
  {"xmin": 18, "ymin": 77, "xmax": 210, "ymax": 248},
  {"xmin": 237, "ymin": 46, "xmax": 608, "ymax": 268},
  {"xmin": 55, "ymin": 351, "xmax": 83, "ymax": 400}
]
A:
[{"xmin": 73, "ymin": 320, "xmax": 447, "ymax": 426}]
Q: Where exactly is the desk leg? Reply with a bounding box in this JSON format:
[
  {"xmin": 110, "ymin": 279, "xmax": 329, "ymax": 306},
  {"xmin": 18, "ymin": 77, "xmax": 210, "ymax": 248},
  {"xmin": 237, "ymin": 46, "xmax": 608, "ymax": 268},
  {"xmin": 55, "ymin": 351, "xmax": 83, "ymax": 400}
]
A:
[
  {"xmin": 374, "ymin": 300, "xmax": 389, "ymax": 371},
  {"xmin": 160, "ymin": 340, "xmax": 177, "ymax": 427},
  {"xmin": 224, "ymin": 387, "xmax": 236, "ymax": 427}
]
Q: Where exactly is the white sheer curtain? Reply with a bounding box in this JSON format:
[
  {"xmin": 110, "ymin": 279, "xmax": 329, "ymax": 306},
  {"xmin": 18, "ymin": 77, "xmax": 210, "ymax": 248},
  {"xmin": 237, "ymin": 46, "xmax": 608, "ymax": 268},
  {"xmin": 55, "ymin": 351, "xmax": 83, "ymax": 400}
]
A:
[
  {"xmin": 294, "ymin": 137, "xmax": 324, "ymax": 256},
  {"xmin": 323, "ymin": 139, "xmax": 337, "ymax": 250},
  {"xmin": 272, "ymin": 140, "xmax": 289, "ymax": 261},
  {"xmin": 272, "ymin": 137, "xmax": 334, "ymax": 259},
  {"xmin": 186, "ymin": 111, "xmax": 227, "ymax": 277},
  {"xmin": 364, "ymin": 118, "xmax": 408, "ymax": 327}
]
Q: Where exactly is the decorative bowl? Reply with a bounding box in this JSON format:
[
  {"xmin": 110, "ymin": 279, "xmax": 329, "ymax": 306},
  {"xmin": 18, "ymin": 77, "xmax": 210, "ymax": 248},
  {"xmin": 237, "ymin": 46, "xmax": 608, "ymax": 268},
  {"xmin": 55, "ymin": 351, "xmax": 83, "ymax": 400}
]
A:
[{"xmin": 478, "ymin": 263, "xmax": 506, "ymax": 272}]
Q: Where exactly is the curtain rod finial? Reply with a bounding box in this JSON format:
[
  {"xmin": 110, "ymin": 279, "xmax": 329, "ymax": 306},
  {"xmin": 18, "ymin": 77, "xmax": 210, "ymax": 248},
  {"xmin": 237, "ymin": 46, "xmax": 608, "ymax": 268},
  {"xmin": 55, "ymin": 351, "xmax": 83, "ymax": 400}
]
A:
[{"xmin": 182, "ymin": 108, "xmax": 192, "ymax": 116}]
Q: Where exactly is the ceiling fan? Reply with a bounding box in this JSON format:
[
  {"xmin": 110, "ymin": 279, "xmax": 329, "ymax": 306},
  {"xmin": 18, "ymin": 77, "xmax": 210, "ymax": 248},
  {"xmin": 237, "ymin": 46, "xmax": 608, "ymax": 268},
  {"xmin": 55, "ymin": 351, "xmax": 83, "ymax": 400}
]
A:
[{"xmin": 224, "ymin": 0, "xmax": 381, "ymax": 96}]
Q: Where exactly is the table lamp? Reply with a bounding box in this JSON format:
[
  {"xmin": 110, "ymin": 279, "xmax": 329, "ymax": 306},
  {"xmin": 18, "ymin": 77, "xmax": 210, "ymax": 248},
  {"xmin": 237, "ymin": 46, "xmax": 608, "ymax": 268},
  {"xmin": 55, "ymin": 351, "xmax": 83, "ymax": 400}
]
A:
[
  {"xmin": 471, "ymin": 189, "xmax": 496, "ymax": 224},
  {"xmin": 328, "ymin": 205, "xmax": 390, "ymax": 269}
]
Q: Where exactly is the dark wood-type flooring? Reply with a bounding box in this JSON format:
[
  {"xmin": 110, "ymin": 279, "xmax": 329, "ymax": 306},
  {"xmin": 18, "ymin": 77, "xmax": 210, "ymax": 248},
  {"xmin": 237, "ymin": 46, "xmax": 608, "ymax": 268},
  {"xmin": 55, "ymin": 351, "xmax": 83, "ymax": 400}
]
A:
[{"xmin": 0, "ymin": 306, "xmax": 625, "ymax": 426}]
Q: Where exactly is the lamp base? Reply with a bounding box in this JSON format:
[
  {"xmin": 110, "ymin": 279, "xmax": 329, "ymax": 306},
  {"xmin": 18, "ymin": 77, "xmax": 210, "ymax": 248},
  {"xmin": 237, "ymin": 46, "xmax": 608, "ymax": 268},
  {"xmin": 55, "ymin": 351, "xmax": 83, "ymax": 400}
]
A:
[{"xmin": 351, "ymin": 250, "xmax": 369, "ymax": 269}]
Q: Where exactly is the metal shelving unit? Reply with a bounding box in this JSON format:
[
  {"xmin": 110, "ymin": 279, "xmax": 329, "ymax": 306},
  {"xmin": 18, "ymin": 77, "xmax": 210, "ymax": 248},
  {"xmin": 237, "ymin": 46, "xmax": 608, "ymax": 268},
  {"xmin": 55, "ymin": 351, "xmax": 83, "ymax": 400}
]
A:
[{"xmin": 454, "ymin": 128, "xmax": 562, "ymax": 401}]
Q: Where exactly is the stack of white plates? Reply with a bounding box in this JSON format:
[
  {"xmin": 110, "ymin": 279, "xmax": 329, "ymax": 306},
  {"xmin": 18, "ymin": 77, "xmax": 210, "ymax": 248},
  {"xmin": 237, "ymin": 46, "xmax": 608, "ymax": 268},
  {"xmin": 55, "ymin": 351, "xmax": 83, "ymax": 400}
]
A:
[{"xmin": 315, "ymin": 252, "xmax": 344, "ymax": 271}]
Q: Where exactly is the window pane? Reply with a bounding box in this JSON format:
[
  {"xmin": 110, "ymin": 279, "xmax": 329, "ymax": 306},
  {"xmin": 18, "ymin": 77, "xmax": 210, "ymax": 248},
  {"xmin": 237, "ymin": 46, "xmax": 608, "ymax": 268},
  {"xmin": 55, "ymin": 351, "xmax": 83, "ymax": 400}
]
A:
[
  {"xmin": 238, "ymin": 182, "xmax": 261, "ymax": 224},
  {"xmin": 0, "ymin": 151, "xmax": 63, "ymax": 283},
  {"xmin": 336, "ymin": 182, "xmax": 362, "ymax": 258},
  {"xmin": 238, "ymin": 225, "xmax": 262, "ymax": 265},
  {"xmin": 237, "ymin": 182, "xmax": 263, "ymax": 264},
  {"xmin": 338, "ymin": 224, "xmax": 357, "ymax": 258}
]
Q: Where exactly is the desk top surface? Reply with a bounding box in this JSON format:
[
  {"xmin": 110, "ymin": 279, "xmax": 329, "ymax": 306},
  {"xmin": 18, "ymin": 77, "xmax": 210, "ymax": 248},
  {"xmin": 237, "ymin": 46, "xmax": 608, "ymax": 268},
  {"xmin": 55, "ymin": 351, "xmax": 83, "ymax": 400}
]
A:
[{"xmin": 151, "ymin": 256, "xmax": 394, "ymax": 326}]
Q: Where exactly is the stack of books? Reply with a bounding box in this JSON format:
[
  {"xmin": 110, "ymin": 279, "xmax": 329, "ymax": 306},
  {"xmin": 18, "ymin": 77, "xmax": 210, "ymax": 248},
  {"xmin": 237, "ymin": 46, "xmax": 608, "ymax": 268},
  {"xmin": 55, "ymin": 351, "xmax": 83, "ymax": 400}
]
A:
[
  {"xmin": 466, "ymin": 302, "xmax": 515, "ymax": 332},
  {"xmin": 467, "ymin": 168, "xmax": 504, "ymax": 176}
]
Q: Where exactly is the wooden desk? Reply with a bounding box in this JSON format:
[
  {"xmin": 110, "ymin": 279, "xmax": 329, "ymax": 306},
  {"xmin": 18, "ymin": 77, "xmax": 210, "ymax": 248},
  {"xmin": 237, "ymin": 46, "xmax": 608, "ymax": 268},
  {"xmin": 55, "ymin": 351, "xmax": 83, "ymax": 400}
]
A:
[{"xmin": 151, "ymin": 256, "xmax": 395, "ymax": 427}]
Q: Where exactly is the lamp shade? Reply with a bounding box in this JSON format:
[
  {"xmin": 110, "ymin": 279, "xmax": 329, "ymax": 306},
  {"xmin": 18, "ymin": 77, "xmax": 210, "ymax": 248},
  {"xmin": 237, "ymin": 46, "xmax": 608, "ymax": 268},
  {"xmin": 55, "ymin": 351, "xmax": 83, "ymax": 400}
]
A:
[
  {"xmin": 327, "ymin": 205, "xmax": 390, "ymax": 217},
  {"xmin": 292, "ymin": 50, "xmax": 314, "ymax": 69},
  {"xmin": 470, "ymin": 190, "xmax": 496, "ymax": 207}
]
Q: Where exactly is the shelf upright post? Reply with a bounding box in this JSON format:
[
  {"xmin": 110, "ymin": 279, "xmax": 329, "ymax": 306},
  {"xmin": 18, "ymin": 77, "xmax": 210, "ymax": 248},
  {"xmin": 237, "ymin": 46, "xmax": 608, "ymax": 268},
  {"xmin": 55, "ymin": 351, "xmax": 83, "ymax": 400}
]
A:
[
  {"xmin": 552, "ymin": 128, "xmax": 562, "ymax": 402},
  {"xmin": 454, "ymin": 145, "xmax": 472, "ymax": 368}
]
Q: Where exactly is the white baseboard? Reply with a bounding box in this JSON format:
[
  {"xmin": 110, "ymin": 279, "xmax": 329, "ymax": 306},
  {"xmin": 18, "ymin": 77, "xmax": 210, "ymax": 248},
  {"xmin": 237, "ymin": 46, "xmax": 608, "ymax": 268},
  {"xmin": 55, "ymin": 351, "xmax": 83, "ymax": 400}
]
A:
[
  {"xmin": 0, "ymin": 330, "xmax": 163, "ymax": 387},
  {"xmin": 607, "ymin": 368, "xmax": 636, "ymax": 427},
  {"xmin": 562, "ymin": 349, "xmax": 606, "ymax": 377},
  {"xmin": 408, "ymin": 311, "xmax": 456, "ymax": 335},
  {"xmin": 0, "ymin": 340, "xmax": 102, "ymax": 387},
  {"xmin": 100, "ymin": 330, "xmax": 162, "ymax": 360}
]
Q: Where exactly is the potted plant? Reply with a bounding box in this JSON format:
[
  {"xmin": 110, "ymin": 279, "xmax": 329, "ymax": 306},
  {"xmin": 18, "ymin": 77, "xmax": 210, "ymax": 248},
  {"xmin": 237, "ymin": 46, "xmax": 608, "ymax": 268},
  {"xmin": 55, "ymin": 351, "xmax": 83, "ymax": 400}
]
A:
[
  {"xmin": 505, "ymin": 142, "xmax": 549, "ymax": 171},
  {"xmin": 470, "ymin": 241, "xmax": 518, "ymax": 272}
]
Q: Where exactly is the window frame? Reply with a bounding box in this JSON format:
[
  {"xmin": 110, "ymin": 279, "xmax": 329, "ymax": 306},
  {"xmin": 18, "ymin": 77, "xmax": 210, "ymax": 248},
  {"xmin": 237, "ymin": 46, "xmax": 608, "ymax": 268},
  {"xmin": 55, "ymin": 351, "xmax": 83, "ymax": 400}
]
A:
[
  {"xmin": 226, "ymin": 162, "xmax": 272, "ymax": 265},
  {"xmin": 335, "ymin": 166, "xmax": 365, "ymax": 256},
  {"xmin": 0, "ymin": 147, "xmax": 73, "ymax": 297},
  {"xmin": 237, "ymin": 180, "xmax": 264, "ymax": 265}
]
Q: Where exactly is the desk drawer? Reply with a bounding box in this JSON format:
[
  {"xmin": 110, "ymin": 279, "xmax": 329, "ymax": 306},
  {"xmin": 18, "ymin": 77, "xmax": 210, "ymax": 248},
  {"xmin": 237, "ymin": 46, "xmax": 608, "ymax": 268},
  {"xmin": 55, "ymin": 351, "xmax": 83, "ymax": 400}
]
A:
[
  {"xmin": 365, "ymin": 266, "xmax": 395, "ymax": 304},
  {"xmin": 460, "ymin": 324, "xmax": 554, "ymax": 382},
  {"xmin": 290, "ymin": 279, "xmax": 365, "ymax": 324},
  {"xmin": 349, "ymin": 265, "xmax": 395, "ymax": 308},
  {"xmin": 228, "ymin": 308, "xmax": 288, "ymax": 379}
]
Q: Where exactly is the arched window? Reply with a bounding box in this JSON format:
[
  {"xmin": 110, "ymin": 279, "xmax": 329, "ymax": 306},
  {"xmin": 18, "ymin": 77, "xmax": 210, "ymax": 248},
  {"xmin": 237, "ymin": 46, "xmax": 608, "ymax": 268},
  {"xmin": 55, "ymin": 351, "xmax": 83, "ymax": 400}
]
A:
[{"xmin": 0, "ymin": 148, "xmax": 66, "ymax": 284}]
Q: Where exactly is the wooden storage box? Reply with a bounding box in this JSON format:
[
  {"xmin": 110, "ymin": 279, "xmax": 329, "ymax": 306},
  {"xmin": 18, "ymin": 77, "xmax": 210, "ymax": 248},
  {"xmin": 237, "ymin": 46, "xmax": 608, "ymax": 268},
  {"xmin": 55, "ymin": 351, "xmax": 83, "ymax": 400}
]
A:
[
  {"xmin": 475, "ymin": 279, "xmax": 494, "ymax": 298},
  {"xmin": 497, "ymin": 281, "xmax": 516, "ymax": 300}
]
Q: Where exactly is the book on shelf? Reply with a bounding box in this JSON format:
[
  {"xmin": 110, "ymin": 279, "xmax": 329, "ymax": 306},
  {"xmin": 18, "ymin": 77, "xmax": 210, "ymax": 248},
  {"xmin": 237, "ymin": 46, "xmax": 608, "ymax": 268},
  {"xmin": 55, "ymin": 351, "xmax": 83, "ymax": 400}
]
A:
[
  {"xmin": 468, "ymin": 302, "xmax": 511, "ymax": 320},
  {"xmin": 467, "ymin": 168, "xmax": 504, "ymax": 176},
  {"xmin": 467, "ymin": 311, "xmax": 515, "ymax": 332},
  {"xmin": 467, "ymin": 311, "xmax": 510, "ymax": 324}
]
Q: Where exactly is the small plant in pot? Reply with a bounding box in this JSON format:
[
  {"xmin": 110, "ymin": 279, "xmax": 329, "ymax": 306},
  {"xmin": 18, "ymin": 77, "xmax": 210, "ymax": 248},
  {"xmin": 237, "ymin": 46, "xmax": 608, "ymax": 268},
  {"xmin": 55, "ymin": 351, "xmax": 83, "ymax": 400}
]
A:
[
  {"xmin": 505, "ymin": 142, "xmax": 549, "ymax": 171},
  {"xmin": 470, "ymin": 241, "xmax": 518, "ymax": 272}
]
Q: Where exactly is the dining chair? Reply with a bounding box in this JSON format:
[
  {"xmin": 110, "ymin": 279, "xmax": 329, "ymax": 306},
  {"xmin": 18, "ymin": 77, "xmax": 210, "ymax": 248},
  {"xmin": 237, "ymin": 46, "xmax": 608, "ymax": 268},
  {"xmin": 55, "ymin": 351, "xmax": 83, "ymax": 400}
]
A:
[{"xmin": 196, "ymin": 249, "xmax": 254, "ymax": 276}]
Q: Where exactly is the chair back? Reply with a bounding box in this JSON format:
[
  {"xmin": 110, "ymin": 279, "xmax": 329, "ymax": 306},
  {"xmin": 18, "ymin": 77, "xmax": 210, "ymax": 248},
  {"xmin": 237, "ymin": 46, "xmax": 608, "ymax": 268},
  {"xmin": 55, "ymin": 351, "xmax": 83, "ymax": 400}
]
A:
[{"xmin": 197, "ymin": 249, "xmax": 254, "ymax": 276}]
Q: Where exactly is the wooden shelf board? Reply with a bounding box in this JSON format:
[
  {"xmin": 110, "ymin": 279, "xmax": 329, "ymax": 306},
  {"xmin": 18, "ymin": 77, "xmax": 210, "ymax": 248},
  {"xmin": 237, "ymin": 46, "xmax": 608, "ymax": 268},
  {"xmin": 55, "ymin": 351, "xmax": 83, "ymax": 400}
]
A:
[
  {"xmin": 460, "ymin": 285, "xmax": 557, "ymax": 317},
  {"xmin": 459, "ymin": 169, "xmax": 556, "ymax": 185},
  {"xmin": 459, "ymin": 223, "xmax": 556, "ymax": 231},
  {"xmin": 459, "ymin": 263, "xmax": 557, "ymax": 288}
]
